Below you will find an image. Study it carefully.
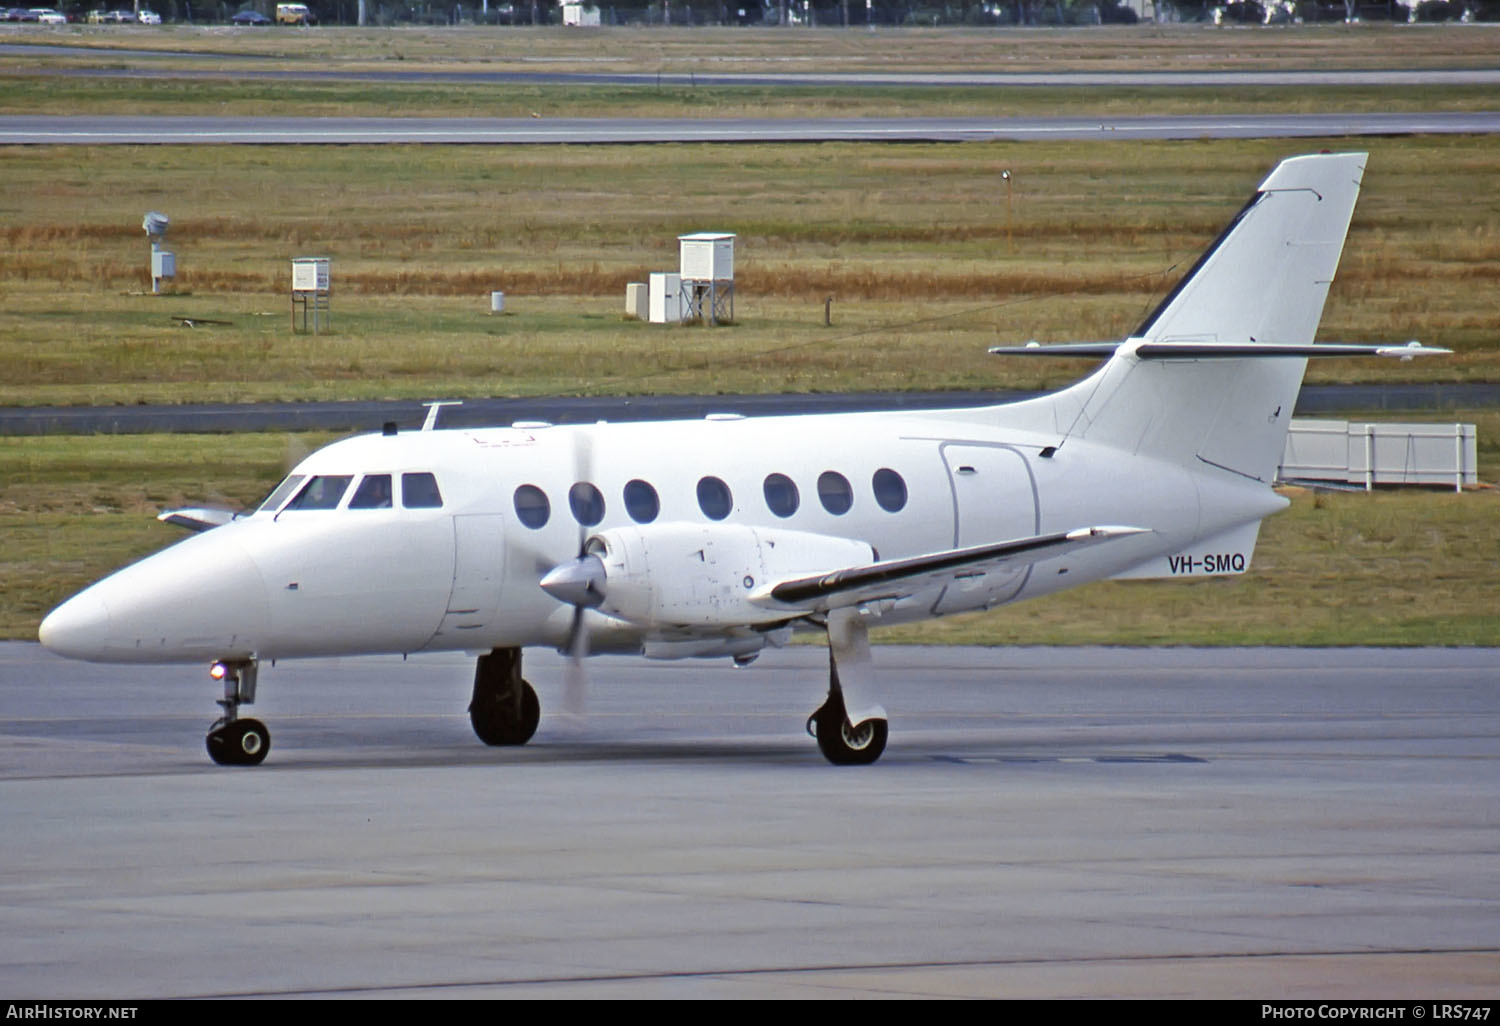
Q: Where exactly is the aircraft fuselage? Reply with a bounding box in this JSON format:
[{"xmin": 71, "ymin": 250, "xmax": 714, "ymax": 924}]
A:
[{"xmin": 39, "ymin": 401, "xmax": 1276, "ymax": 666}]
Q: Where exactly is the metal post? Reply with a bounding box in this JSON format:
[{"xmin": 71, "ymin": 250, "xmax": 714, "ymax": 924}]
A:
[
  {"xmin": 1455, "ymin": 424, "xmax": 1464, "ymax": 493},
  {"xmin": 1002, "ymin": 169, "xmax": 1013, "ymax": 254}
]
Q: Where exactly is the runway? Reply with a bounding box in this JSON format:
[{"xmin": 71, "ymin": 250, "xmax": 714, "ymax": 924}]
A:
[
  {"xmin": 5, "ymin": 383, "xmax": 1498, "ymax": 436},
  {"xmin": 3, "ymin": 111, "xmax": 1499, "ymax": 145},
  {"xmin": 2, "ymin": 641, "xmax": 1495, "ymax": 998}
]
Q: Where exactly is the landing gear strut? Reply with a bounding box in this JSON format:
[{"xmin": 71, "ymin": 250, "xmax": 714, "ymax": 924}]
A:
[
  {"xmin": 807, "ymin": 609, "xmax": 888, "ymax": 765},
  {"xmin": 469, "ymin": 647, "xmax": 541, "ymax": 746},
  {"xmin": 205, "ymin": 659, "xmax": 270, "ymax": 766}
]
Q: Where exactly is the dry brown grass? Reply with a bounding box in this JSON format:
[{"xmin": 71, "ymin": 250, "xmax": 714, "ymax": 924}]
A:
[
  {"xmin": 0, "ymin": 136, "xmax": 1496, "ymax": 404},
  {"xmin": 7, "ymin": 24, "xmax": 1500, "ymax": 75}
]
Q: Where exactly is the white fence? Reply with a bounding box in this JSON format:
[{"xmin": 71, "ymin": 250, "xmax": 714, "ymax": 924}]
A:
[{"xmin": 1279, "ymin": 420, "xmax": 1478, "ymax": 491}]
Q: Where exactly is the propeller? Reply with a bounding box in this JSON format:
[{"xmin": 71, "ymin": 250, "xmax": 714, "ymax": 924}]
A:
[
  {"xmin": 537, "ymin": 427, "xmax": 604, "ymax": 719},
  {"xmin": 283, "ymin": 434, "xmax": 310, "ymax": 474},
  {"xmin": 539, "ymin": 540, "xmax": 606, "ymax": 717}
]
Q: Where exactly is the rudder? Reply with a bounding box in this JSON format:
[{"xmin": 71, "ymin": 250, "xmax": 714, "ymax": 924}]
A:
[{"xmin": 1071, "ymin": 152, "xmax": 1368, "ymax": 483}]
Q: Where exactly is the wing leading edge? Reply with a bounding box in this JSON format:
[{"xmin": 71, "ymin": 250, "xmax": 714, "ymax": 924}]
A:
[{"xmin": 754, "ymin": 526, "xmax": 1148, "ymax": 614}]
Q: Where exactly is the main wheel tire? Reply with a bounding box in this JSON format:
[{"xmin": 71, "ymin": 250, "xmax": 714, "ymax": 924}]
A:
[
  {"xmin": 470, "ymin": 680, "xmax": 541, "ymax": 746},
  {"xmin": 813, "ymin": 706, "xmax": 888, "ymax": 766},
  {"xmin": 206, "ymin": 717, "xmax": 271, "ymax": 766}
]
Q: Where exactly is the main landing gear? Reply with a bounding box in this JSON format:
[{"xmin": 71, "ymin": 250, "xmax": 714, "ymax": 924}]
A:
[
  {"xmin": 469, "ymin": 647, "xmax": 541, "ymax": 746},
  {"xmin": 205, "ymin": 659, "xmax": 270, "ymax": 766},
  {"xmin": 807, "ymin": 608, "xmax": 889, "ymax": 766}
]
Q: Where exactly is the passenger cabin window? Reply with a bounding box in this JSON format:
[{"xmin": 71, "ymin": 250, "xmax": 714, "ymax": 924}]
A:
[
  {"xmin": 623, "ymin": 479, "xmax": 659, "ymax": 524},
  {"xmin": 569, "ymin": 482, "xmax": 605, "ymax": 526},
  {"xmin": 697, "ymin": 476, "xmax": 732, "ymax": 521},
  {"xmin": 763, "ymin": 473, "xmax": 799, "ymax": 518},
  {"xmin": 817, "ymin": 471, "xmax": 853, "ymax": 515},
  {"xmin": 402, "ymin": 472, "xmax": 443, "ymax": 509},
  {"xmin": 285, "ymin": 475, "xmax": 352, "ymax": 511},
  {"xmin": 257, "ymin": 474, "xmax": 305, "ymax": 514},
  {"xmin": 872, "ymin": 468, "xmax": 908, "ymax": 513},
  {"xmin": 514, "ymin": 484, "xmax": 550, "ymax": 529},
  {"xmin": 348, "ymin": 474, "xmax": 393, "ymax": 509}
]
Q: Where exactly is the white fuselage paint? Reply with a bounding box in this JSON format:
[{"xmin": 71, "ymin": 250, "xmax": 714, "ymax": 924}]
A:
[{"xmin": 38, "ymin": 394, "xmax": 1284, "ymax": 666}]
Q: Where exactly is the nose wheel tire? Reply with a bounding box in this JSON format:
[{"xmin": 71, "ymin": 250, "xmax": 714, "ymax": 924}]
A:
[
  {"xmin": 207, "ymin": 717, "xmax": 271, "ymax": 766},
  {"xmin": 810, "ymin": 703, "xmax": 888, "ymax": 766}
]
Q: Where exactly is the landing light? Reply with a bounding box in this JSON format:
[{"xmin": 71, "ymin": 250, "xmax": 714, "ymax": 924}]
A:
[{"xmin": 210, "ymin": 662, "xmax": 228, "ymax": 681}]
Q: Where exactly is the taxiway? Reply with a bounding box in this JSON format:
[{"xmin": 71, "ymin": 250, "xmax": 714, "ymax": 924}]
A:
[{"xmin": 2, "ymin": 642, "xmax": 1495, "ymax": 998}]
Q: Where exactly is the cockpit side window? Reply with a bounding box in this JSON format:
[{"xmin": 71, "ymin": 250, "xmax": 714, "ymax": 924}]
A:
[
  {"xmin": 285, "ymin": 475, "xmax": 353, "ymax": 511},
  {"xmin": 348, "ymin": 474, "xmax": 396, "ymax": 510},
  {"xmin": 255, "ymin": 474, "xmax": 305, "ymax": 514},
  {"xmin": 402, "ymin": 472, "xmax": 443, "ymax": 509},
  {"xmin": 348, "ymin": 474, "xmax": 394, "ymax": 509}
]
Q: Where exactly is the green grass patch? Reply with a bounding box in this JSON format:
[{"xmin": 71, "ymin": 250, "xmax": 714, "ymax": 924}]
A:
[
  {"xmin": 877, "ymin": 482, "xmax": 1500, "ymax": 647},
  {"xmin": 3, "ymin": 74, "xmax": 1497, "ymax": 118}
]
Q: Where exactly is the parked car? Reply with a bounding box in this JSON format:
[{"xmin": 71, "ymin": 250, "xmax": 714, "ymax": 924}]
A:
[
  {"xmin": 3, "ymin": 7, "xmax": 40, "ymax": 18},
  {"xmin": 137, "ymin": 7, "xmax": 160, "ymax": 20},
  {"xmin": 30, "ymin": 6, "xmax": 66, "ymax": 21},
  {"xmin": 230, "ymin": 8, "xmax": 271, "ymax": 22}
]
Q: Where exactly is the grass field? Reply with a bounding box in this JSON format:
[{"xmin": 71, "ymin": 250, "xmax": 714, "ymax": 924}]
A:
[
  {"xmin": 1, "ymin": 137, "xmax": 1497, "ymax": 405},
  {"xmin": 2, "ymin": 23, "xmax": 1496, "ymax": 646},
  {"xmin": 5, "ymin": 23, "xmax": 1500, "ymax": 74}
]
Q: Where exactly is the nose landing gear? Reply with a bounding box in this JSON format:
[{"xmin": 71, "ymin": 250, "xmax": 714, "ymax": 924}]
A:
[{"xmin": 205, "ymin": 659, "xmax": 269, "ymax": 766}]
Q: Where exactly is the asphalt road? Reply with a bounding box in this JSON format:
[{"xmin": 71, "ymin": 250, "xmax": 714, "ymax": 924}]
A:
[
  {"xmin": 4, "ymin": 111, "xmax": 1499, "ymax": 144},
  {"xmin": 3, "ymin": 384, "xmax": 1496, "ymax": 436},
  {"xmin": 1, "ymin": 642, "xmax": 1495, "ymax": 999}
]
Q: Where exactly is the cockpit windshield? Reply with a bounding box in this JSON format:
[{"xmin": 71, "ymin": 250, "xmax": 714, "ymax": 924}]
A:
[
  {"xmin": 284, "ymin": 475, "xmax": 353, "ymax": 511},
  {"xmin": 255, "ymin": 474, "xmax": 305, "ymax": 514},
  {"xmin": 254, "ymin": 471, "xmax": 442, "ymax": 515}
]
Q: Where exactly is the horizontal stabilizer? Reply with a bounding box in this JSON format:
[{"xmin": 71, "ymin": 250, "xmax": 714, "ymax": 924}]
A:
[
  {"xmin": 989, "ymin": 340, "xmax": 1450, "ymax": 360},
  {"xmin": 987, "ymin": 341, "xmax": 1122, "ymax": 358},
  {"xmin": 755, "ymin": 526, "xmax": 1147, "ymax": 613}
]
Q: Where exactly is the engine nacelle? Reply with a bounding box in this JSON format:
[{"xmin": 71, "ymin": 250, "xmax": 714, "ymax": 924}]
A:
[{"xmin": 586, "ymin": 522, "xmax": 873, "ymax": 629}]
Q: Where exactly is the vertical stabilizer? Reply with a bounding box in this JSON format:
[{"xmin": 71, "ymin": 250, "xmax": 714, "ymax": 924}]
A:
[
  {"xmin": 1136, "ymin": 151, "xmax": 1366, "ymax": 347},
  {"xmin": 1070, "ymin": 152, "xmax": 1367, "ymax": 483}
]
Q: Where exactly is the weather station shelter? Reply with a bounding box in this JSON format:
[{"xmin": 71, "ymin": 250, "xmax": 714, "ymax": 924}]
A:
[
  {"xmin": 291, "ymin": 257, "xmax": 331, "ymax": 334},
  {"xmin": 679, "ymin": 232, "xmax": 735, "ymax": 326}
]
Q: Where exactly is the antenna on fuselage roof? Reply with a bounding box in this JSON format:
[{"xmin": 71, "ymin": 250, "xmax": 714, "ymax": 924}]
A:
[{"xmin": 421, "ymin": 400, "xmax": 463, "ymax": 431}]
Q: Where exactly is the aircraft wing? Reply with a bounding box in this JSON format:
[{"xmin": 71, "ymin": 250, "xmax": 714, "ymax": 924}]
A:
[
  {"xmin": 753, "ymin": 526, "xmax": 1147, "ymax": 614},
  {"xmin": 156, "ymin": 507, "xmax": 239, "ymax": 533}
]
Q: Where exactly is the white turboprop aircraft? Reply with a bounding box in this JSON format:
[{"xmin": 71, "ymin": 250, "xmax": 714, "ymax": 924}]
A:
[{"xmin": 40, "ymin": 151, "xmax": 1446, "ymax": 766}]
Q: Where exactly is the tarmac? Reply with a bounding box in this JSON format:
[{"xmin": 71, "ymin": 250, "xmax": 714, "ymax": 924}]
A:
[{"xmin": 2, "ymin": 642, "xmax": 1496, "ymax": 998}]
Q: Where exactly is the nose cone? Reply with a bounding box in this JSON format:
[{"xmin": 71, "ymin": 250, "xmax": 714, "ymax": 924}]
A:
[
  {"xmin": 38, "ymin": 590, "xmax": 112, "ymax": 661},
  {"xmin": 39, "ymin": 529, "xmax": 270, "ymax": 664}
]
